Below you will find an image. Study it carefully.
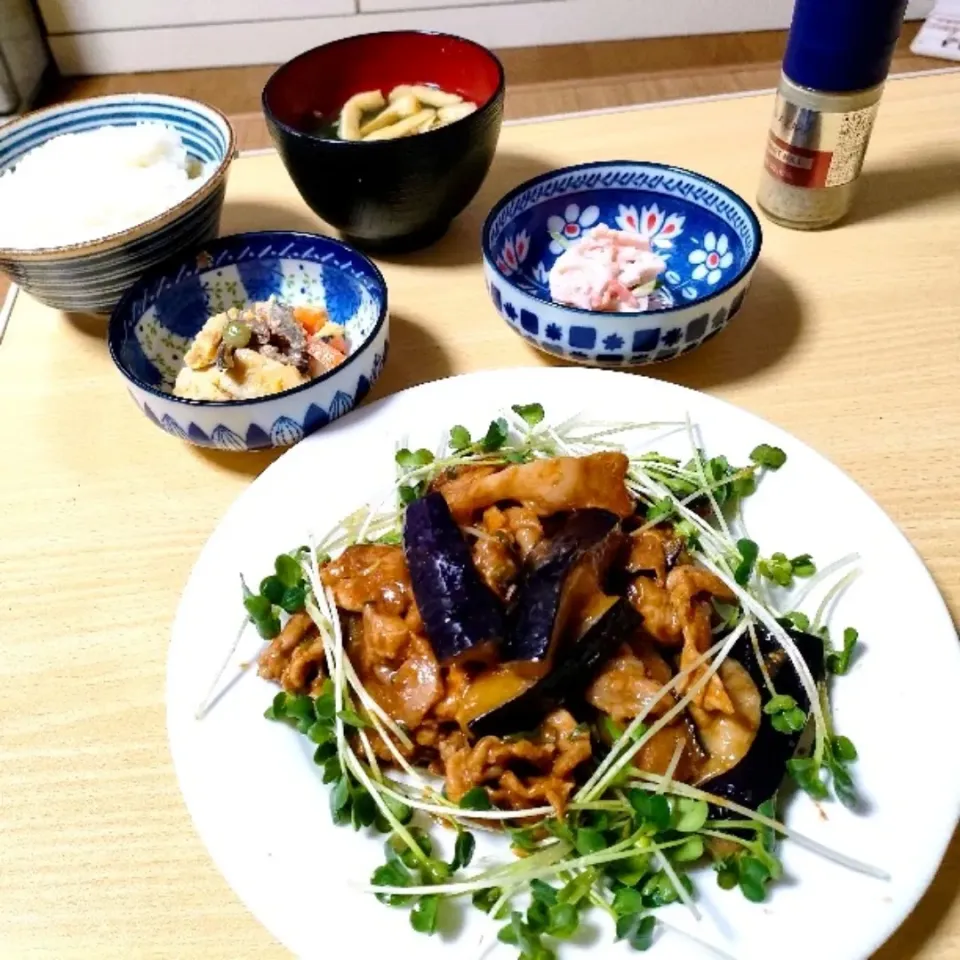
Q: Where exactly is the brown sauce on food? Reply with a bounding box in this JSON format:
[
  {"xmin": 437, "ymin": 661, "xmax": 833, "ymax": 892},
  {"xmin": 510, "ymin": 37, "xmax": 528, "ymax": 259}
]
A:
[{"xmin": 261, "ymin": 455, "xmax": 760, "ymax": 814}]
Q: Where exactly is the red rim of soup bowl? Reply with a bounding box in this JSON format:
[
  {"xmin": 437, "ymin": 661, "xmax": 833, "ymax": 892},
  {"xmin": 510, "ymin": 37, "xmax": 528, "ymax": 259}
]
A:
[{"xmin": 262, "ymin": 30, "xmax": 505, "ymax": 145}]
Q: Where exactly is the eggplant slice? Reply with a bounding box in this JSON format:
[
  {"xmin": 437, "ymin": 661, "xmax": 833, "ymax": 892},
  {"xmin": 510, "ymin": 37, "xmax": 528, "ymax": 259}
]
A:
[
  {"xmin": 503, "ymin": 510, "xmax": 624, "ymax": 663},
  {"xmin": 403, "ymin": 492, "xmax": 504, "ymax": 664},
  {"xmin": 699, "ymin": 624, "xmax": 825, "ymax": 810},
  {"xmin": 469, "ymin": 599, "xmax": 641, "ymax": 738}
]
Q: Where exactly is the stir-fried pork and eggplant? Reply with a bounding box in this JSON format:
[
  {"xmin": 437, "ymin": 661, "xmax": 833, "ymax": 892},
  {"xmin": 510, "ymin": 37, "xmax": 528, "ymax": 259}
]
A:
[
  {"xmin": 234, "ymin": 407, "xmax": 865, "ymax": 954},
  {"xmin": 258, "ymin": 450, "xmax": 824, "ymax": 815}
]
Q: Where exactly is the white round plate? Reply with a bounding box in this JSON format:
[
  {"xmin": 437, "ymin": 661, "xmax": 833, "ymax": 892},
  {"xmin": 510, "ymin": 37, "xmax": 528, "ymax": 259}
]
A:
[{"xmin": 168, "ymin": 368, "xmax": 960, "ymax": 960}]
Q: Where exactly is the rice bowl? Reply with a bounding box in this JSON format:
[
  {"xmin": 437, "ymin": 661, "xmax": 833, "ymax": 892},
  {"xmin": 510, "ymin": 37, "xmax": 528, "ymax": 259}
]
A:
[
  {"xmin": 0, "ymin": 123, "xmax": 215, "ymax": 250},
  {"xmin": 0, "ymin": 93, "xmax": 235, "ymax": 314}
]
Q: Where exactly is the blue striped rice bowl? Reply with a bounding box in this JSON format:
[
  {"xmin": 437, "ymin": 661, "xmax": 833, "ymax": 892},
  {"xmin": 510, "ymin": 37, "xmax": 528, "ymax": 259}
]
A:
[{"xmin": 0, "ymin": 94, "xmax": 235, "ymax": 315}]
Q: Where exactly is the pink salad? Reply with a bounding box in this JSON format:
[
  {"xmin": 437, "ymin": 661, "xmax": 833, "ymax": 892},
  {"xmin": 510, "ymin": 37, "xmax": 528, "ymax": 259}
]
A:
[{"xmin": 548, "ymin": 224, "xmax": 667, "ymax": 312}]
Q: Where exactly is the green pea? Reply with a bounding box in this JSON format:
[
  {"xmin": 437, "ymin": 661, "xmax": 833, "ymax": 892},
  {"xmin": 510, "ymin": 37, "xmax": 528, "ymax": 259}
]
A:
[{"xmin": 223, "ymin": 319, "xmax": 251, "ymax": 348}]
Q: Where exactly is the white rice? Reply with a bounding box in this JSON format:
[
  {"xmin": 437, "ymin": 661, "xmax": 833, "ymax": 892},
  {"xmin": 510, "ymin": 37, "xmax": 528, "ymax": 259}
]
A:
[{"xmin": 0, "ymin": 122, "xmax": 214, "ymax": 250}]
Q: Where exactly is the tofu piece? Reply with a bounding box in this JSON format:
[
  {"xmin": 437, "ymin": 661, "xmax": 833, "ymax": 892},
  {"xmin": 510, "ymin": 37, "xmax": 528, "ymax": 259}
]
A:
[
  {"xmin": 216, "ymin": 348, "xmax": 307, "ymax": 399},
  {"xmin": 339, "ymin": 89, "xmax": 386, "ymax": 141},
  {"xmin": 363, "ymin": 109, "xmax": 436, "ymax": 141},
  {"xmin": 183, "ymin": 309, "xmax": 234, "ymax": 370},
  {"xmin": 359, "ymin": 93, "xmax": 421, "ymax": 137},
  {"xmin": 172, "ymin": 348, "xmax": 306, "ymax": 401},
  {"xmin": 389, "ymin": 84, "xmax": 464, "ymax": 108},
  {"xmin": 173, "ymin": 364, "xmax": 232, "ymax": 400},
  {"xmin": 437, "ymin": 102, "xmax": 478, "ymax": 126}
]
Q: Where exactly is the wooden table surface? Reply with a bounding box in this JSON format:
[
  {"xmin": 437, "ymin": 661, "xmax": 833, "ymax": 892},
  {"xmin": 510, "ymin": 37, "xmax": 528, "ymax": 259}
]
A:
[{"xmin": 1, "ymin": 71, "xmax": 958, "ymax": 959}]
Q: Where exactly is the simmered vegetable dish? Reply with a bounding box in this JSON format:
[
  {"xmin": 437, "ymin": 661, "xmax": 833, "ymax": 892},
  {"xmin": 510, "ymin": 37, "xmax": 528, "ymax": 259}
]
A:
[
  {"xmin": 230, "ymin": 404, "xmax": 869, "ymax": 956},
  {"xmin": 174, "ymin": 297, "xmax": 348, "ymax": 401}
]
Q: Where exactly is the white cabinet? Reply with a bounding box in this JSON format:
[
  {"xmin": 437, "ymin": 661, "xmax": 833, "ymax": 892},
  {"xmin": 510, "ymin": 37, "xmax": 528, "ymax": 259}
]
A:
[
  {"xmin": 359, "ymin": 0, "xmax": 522, "ymax": 10},
  {"xmin": 41, "ymin": 0, "xmax": 935, "ymax": 77},
  {"xmin": 37, "ymin": 0, "xmax": 354, "ymax": 33}
]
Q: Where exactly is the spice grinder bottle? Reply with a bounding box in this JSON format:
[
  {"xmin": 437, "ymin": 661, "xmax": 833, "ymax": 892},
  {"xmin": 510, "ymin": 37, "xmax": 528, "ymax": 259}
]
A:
[{"xmin": 757, "ymin": 0, "xmax": 909, "ymax": 229}]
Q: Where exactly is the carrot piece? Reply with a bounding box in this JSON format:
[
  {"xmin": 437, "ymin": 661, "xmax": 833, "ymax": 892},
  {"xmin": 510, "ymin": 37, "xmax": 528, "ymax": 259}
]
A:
[
  {"xmin": 307, "ymin": 338, "xmax": 348, "ymax": 377},
  {"xmin": 294, "ymin": 305, "xmax": 328, "ymax": 336},
  {"xmin": 327, "ymin": 335, "xmax": 348, "ymax": 355}
]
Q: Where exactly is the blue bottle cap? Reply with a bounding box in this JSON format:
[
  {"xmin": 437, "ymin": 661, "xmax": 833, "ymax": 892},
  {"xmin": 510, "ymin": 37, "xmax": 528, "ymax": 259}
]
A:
[{"xmin": 783, "ymin": 0, "xmax": 909, "ymax": 93}]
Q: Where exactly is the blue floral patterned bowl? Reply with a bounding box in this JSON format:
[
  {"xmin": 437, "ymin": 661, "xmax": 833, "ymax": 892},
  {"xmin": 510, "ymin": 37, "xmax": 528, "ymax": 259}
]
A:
[
  {"xmin": 108, "ymin": 231, "xmax": 388, "ymax": 450},
  {"xmin": 481, "ymin": 161, "xmax": 762, "ymax": 366}
]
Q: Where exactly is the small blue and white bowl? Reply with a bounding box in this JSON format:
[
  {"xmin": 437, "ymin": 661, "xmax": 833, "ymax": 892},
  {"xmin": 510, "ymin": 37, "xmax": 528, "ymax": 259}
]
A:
[
  {"xmin": 108, "ymin": 231, "xmax": 389, "ymax": 450},
  {"xmin": 0, "ymin": 94, "xmax": 235, "ymax": 315},
  {"xmin": 481, "ymin": 161, "xmax": 762, "ymax": 366}
]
